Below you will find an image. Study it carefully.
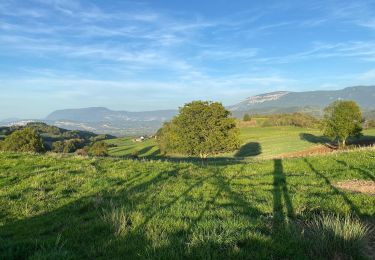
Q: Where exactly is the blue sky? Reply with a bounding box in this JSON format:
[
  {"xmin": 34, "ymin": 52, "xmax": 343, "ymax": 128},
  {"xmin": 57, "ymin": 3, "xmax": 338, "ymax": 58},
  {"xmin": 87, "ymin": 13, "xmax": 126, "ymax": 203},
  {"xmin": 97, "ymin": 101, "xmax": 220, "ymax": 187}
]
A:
[{"xmin": 1, "ymin": 0, "xmax": 375, "ymax": 118}]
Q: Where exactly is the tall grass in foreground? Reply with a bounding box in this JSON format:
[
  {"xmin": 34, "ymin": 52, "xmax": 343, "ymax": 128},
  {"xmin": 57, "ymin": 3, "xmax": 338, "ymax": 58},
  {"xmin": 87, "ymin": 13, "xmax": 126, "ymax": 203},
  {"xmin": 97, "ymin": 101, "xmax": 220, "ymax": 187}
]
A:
[
  {"xmin": 302, "ymin": 214, "xmax": 373, "ymax": 259},
  {"xmin": 1, "ymin": 150, "xmax": 374, "ymax": 259},
  {"xmin": 101, "ymin": 203, "xmax": 144, "ymax": 237}
]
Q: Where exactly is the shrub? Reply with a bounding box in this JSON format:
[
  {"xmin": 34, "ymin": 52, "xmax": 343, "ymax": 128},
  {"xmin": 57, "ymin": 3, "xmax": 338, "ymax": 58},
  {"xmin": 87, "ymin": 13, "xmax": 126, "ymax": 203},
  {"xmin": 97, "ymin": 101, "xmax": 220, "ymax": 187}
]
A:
[
  {"xmin": 0, "ymin": 128, "xmax": 45, "ymax": 153},
  {"xmin": 52, "ymin": 141, "xmax": 64, "ymax": 153},
  {"xmin": 63, "ymin": 140, "xmax": 77, "ymax": 153},
  {"xmin": 261, "ymin": 113, "xmax": 320, "ymax": 128},
  {"xmin": 89, "ymin": 141, "xmax": 108, "ymax": 157},
  {"xmin": 75, "ymin": 148, "xmax": 88, "ymax": 156},
  {"xmin": 131, "ymin": 150, "xmax": 139, "ymax": 159},
  {"xmin": 63, "ymin": 139, "xmax": 85, "ymax": 153},
  {"xmin": 303, "ymin": 214, "xmax": 372, "ymax": 259},
  {"xmin": 243, "ymin": 113, "xmax": 251, "ymax": 122},
  {"xmin": 364, "ymin": 119, "xmax": 375, "ymax": 129}
]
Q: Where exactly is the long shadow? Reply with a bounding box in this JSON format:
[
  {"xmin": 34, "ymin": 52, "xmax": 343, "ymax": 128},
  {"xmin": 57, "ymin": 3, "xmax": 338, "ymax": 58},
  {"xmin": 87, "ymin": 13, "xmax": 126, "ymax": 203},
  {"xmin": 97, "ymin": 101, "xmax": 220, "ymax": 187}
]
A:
[
  {"xmin": 0, "ymin": 164, "xmax": 182, "ymax": 259},
  {"xmin": 272, "ymin": 159, "xmax": 295, "ymax": 233},
  {"xmin": 1, "ymin": 157, "xmax": 318, "ymax": 258},
  {"xmin": 116, "ymin": 154, "xmax": 246, "ymax": 166},
  {"xmin": 187, "ymin": 165, "xmax": 263, "ymax": 232},
  {"xmin": 136, "ymin": 145, "xmax": 155, "ymax": 156},
  {"xmin": 109, "ymin": 145, "xmax": 134, "ymax": 154},
  {"xmin": 299, "ymin": 133, "xmax": 331, "ymax": 145},
  {"xmin": 235, "ymin": 142, "xmax": 261, "ymax": 157},
  {"xmin": 300, "ymin": 133, "xmax": 375, "ymax": 148},
  {"xmin": 132, "ymin": 173, "xmax": 213, "ymax": 232},
  {"xmin": 347, "ymin": 134, "xmax": 375, "ymax": 146},
  {"xmin": 303, "ymin": 158, "xmax": 360, "ymax": 216},
  {"xmin": 335, "ymin": 160, "xmax": 375, "ymax": 182},
  {"xmin": 149, "ymin": 148, "xmax": 160, "ymax": 157}
]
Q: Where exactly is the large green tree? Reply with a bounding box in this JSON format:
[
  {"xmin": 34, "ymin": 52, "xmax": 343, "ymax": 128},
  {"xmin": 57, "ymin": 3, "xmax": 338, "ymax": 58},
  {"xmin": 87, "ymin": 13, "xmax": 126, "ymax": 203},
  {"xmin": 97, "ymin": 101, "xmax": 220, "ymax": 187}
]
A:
[
  {"xmin": 157, "ymin": 101, "xmax": 240, "ymax": 158},
  {"xmin": 322, "ymin": 100, "xmax": 362, "ymax": 147},
  {"xmin": 1, "ymin": 127, "xmax": 45, "ymax": 153}
]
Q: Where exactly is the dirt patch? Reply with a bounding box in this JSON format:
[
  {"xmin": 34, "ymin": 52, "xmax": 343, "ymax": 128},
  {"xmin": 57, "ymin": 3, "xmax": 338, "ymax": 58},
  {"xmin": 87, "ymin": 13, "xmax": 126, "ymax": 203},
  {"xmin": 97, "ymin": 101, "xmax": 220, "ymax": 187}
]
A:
[
  {"xmin": 277, "ymin": 145, "xmax": 335, "ymax": 158},
  {"xmin": 335, "ymin": 180, "xmax": 375, "ymax": 195}
]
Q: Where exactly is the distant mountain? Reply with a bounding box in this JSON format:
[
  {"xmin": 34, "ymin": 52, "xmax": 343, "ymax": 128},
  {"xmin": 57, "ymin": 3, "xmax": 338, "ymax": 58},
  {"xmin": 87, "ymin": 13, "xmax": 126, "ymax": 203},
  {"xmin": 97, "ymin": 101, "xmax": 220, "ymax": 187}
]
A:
[
  {"xmin": 3, "ymin": 85, "xmax": 375, "ymax": 136},
  {"xmin": 46, "ymin": 107, "xmax": 177, "ymax": 122},
  {"xmin": 43, "ymin": 107, "xmax": 177, "ymax": 136},
  {"xmin": 230, "ymin": 86, "xmax": 375, "ymax": 115}
]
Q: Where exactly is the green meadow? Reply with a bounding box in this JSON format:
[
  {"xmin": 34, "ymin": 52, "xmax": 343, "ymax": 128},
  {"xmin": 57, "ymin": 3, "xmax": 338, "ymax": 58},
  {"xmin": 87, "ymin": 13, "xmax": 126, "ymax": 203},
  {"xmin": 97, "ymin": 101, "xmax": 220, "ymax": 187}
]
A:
[
  {"xmin": 106, "ymin": 126, "xmax": 375, "ymax": 159},
  {"xmin": 0, "ymin": 148, "xmax": 374, "ymax": 259}
]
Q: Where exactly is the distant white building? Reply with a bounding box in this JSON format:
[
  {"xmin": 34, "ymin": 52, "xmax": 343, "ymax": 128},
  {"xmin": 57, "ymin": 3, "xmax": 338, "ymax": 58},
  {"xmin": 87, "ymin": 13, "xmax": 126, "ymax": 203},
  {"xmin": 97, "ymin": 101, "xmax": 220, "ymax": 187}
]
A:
[{"xmin": 135, "ymin": 136, "xmax": 145, "ymax": 142}]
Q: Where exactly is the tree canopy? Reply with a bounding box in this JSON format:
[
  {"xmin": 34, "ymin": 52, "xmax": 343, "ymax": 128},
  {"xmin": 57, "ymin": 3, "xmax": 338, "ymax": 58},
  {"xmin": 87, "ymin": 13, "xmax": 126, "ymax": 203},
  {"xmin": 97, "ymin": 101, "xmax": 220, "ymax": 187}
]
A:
[
  {"xmin": 322, "ymin": 100, "xmax": 362, "ymax": 147},
  {"xmin": 0, "ymin": 128, "xmax": 45, "ymax": 153},
  {"xmin": 89, "ymin": 141, "xmax": 109, "ymax": 157},
  {"xmin": 157, "ymin": 101, "xmax": 240, "ymax": 158}
]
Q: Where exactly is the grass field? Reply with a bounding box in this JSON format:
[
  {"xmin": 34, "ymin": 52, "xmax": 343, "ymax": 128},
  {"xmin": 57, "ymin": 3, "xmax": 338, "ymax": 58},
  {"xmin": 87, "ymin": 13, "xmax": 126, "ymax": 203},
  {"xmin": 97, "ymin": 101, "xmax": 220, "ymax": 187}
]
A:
[
  {"xmin": 106, "ymin": 126, "xmax": 375, "ymax": 159},
  {"xmin": 106, "ymin": 137, "xmax": 160, "ymax": 157},
  {"xmin": 0, "ymin": 149, "xmax": 374, "ymax": 259}
]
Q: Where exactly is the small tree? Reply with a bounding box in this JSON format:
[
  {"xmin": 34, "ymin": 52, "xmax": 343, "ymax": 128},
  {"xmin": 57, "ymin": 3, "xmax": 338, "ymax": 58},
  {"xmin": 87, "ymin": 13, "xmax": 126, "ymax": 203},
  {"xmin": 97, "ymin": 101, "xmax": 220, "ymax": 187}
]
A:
[
  {"xmin": 157, "ymin": 101, "xmax": 240, "ymax": 158},
  {"xmin": 63, "ymin": 140, "xmax": 76, "ymax": 153},
  {"xmin": 322, "ymin": 100, "xmax": 362, "ymax": 147},
  {"xmin": 75, "ymin": 148, "xmax": 88, "ymax": 156},
  {"xmin": 243, "ymin": 113, "xmax": 251, "ymax": 122},
  {"xmin": 1, "ymin": 128, "xmax": 45, "ymax": 153},
  {"xmin": 52, "ymin": 141, "xmax": 64, "ymax": 153},
  {"xmin": 89, "ymin": 141, "xmax": 108, "ymax": 156}
]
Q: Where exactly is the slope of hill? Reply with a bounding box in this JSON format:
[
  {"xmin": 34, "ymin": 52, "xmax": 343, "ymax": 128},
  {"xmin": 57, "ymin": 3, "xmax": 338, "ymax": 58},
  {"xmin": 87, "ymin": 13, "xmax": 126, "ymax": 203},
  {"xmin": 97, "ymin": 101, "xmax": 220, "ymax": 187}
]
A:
[
  {"xmin": 106, "ymin": 126, "xmax": 375, "ymax": 159},
  {"xmin": 230, "ymin": 86, "xmax": 375, "ymax": 114},
  {"xmin": 0, "ymin": 150, "xmax": 374, "ymax": 259},
  {"xmin": 0, "ymin": 122, "xmax": 113, "ymax": 151}
]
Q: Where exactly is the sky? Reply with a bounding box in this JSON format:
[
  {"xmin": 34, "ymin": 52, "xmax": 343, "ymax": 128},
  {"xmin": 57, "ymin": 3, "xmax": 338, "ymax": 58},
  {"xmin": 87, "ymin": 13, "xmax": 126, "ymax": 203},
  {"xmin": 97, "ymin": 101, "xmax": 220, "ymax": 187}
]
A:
[{"xmin": 1, "ymin": 0, "xmax": 375, "ymax": 119}]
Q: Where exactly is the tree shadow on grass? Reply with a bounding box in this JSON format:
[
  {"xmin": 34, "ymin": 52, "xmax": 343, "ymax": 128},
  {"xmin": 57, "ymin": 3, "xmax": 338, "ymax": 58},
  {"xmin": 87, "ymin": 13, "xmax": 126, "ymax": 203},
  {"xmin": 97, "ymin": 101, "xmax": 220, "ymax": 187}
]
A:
[
  {"xmin": 301, "ymin": 132, "xmax": 375, "ymax": 148},
  {"xmin": 186, "ymin": 165, "xmax": 263, "ymax": 230},
  {"xmin": 116, "ymin": 155, "xmax": 247, "ymax": 166},
  {"xmin": 109, "ymin": 145, "xmax": 135, "ymax": 154},
  {"xmin": 235, "ymin": 142, "xmax": 261, "ymax": 157},
  {"xmin": 136, "ymin": 145, "xmax": 155, "ymax": 156},
  {"xmin": 0, "ymin": 159, "xmax": 315, "ymax": 259},
  {"xmin": 335, "ymin": 160, "xmax": 375, "ymax": 182},
  {"xmin": 303, "ymin": 158, "xmax": 360, "ymax": 216},
  {"xmin": 149, "ymin": 148, "xmax": 160, "ymax": 157},
  {"xmin": 0, "ymin": 165, "xmax": 183, "ymax": 259},
  {"xmin": 299, "ymin": 133, "xmax": 331, "ymax": 145},
  {"xmin": 347, "ymin": 134, "xmax": 375, "ymax": 146},
  {"xmin": 2, "ymin": 163, "xmax": 254, "ymax": 259}
]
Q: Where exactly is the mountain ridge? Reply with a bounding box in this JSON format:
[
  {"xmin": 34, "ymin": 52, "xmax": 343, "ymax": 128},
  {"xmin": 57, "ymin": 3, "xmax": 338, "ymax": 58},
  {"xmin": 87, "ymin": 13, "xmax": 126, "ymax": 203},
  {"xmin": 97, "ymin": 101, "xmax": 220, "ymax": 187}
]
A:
[
  {"xmin": 229, "ymin": 85, "xmax": 375, "ymax": 113},
  {"xmin": 2, "ymin": 85, "xmax": 375, "ymax": 136},
  {"xmin": 46, "ymin": 107, "xmax": 177, "ymax": 122}
]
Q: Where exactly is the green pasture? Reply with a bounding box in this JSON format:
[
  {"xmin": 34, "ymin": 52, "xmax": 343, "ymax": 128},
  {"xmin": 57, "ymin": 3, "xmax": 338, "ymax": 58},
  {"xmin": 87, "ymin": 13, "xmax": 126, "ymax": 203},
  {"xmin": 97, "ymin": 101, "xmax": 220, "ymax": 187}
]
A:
[
  {"xmin": 106, "ymin": 126, "xmax": 375, "ymax": 159},
  {"xmin": 0, "ymin": 149, "xmax": 374, "ymax": 259}
]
